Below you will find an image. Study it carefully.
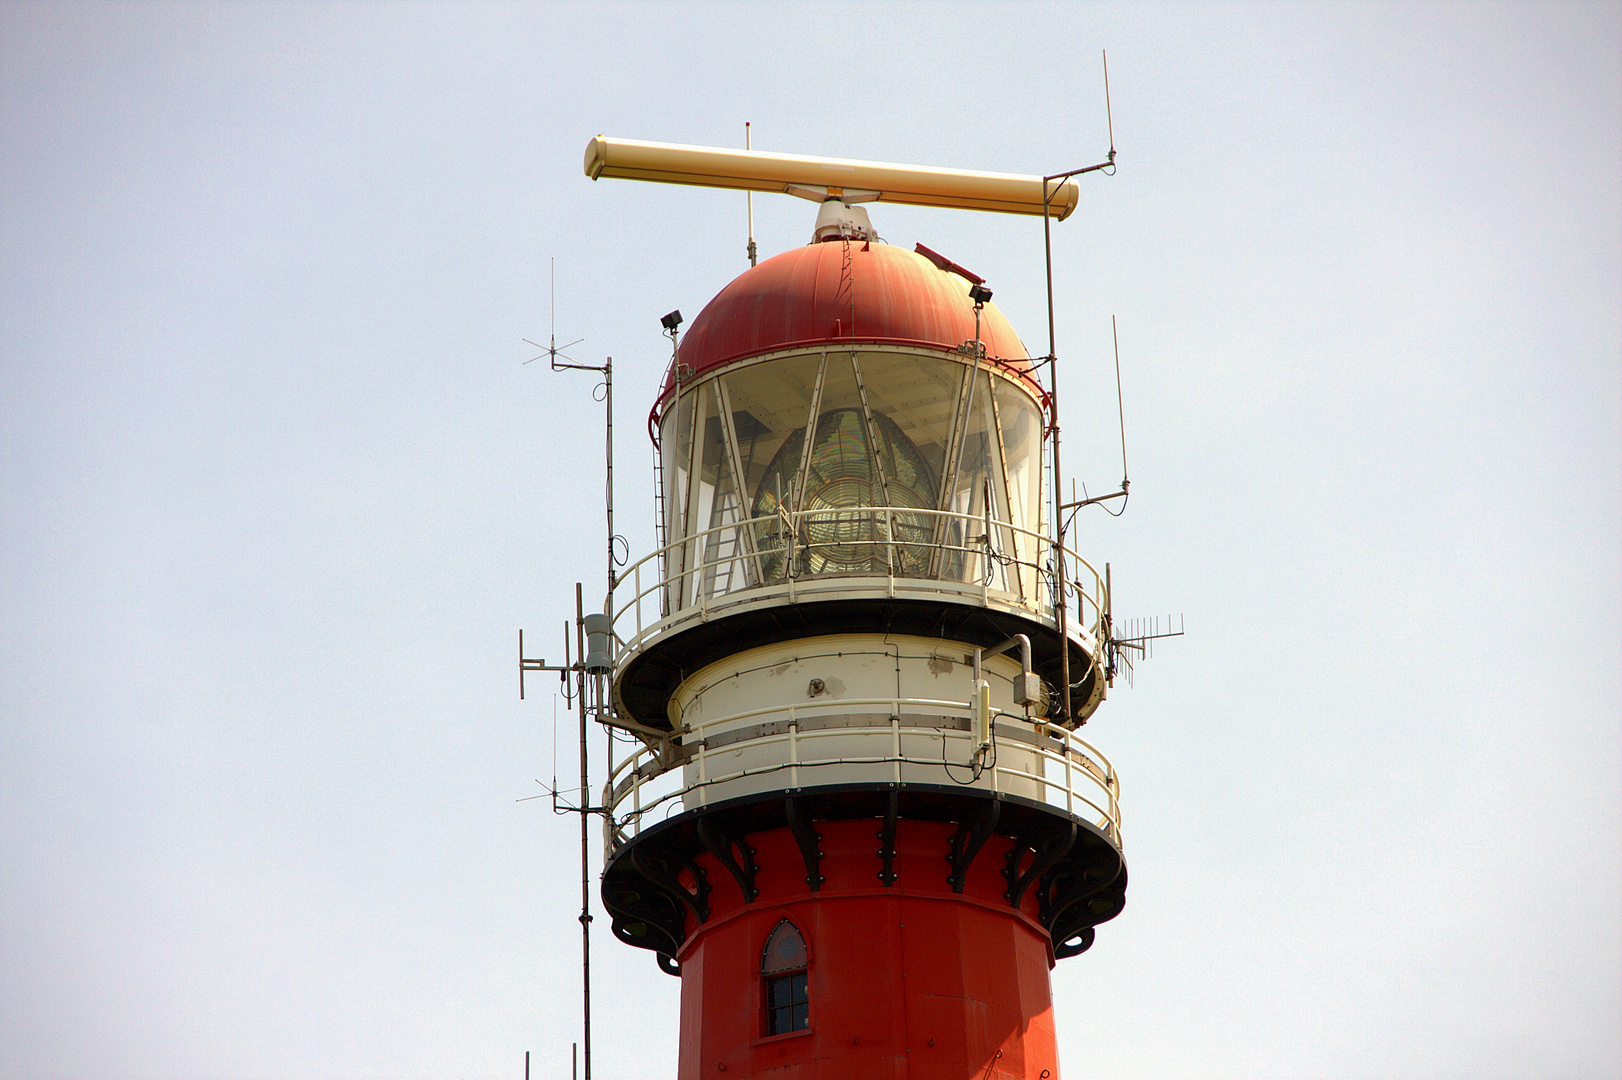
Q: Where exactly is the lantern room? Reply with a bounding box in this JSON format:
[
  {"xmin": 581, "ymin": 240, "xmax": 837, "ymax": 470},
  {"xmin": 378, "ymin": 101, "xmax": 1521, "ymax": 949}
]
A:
[
  {"xmin": 656, "ymin": 239, "xmax": 1049, "ymax": 611},
  {"xmin": 610, "ymin": 233, "xmax": 1110, "ymax": 734}
]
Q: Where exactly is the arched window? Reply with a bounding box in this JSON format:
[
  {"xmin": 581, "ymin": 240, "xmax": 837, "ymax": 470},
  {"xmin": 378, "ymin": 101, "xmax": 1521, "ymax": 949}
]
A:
[{"xmin": 762, "ymin": 919, "xmax": 809, "ymax": 1034}]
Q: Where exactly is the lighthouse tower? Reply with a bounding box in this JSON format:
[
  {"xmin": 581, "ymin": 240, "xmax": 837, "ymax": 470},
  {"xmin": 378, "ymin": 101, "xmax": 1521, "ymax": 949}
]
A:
[{"xmin": 584, "ymin": 138, "xmax": 1126, "ymax": 1080}]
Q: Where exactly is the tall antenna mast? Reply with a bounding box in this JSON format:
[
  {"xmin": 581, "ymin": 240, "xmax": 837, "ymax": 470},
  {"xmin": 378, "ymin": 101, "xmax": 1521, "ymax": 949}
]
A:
[
  {"xmin": 1042, "ymin": 48, "xmax": 1118, "ymax": 726},
  {"xmin": 527, "ymin": 267, "xmax": 619, "ymax": 595}
]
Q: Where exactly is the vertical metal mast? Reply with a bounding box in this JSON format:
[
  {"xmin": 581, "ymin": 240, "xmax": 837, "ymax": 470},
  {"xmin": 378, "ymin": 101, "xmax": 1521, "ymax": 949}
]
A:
[
  {"xmin": 575, "ymin": 583, "xmax": 592, "ymax": 1080},
  {"xmin": 745, "ymin": 123, "xmax": 757, "ymax": 267},
  {"xmin": 604, "ymin": 357, "xmax": 615, "ymax": 597},
  {"xmin": 1041, "ymin": 183, "xmax": 1072, "ymax": 725},
  {"xmin": 527, "ymin": 316, "xmax": 617, "ymax": 1080},
  {"xmin": 1040, "ymin": 49, "xmax": 1116, "ymax": 726}
]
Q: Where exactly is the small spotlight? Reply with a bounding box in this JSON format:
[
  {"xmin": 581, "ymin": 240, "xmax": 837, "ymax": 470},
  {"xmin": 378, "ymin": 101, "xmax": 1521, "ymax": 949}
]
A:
[
  {"xmin": 968, "ymin": 284, "xmax": 993, "ymax": 306},
  {"xmin": 660, "ymin": 310, "xmax": 684, "ymax": 332}
]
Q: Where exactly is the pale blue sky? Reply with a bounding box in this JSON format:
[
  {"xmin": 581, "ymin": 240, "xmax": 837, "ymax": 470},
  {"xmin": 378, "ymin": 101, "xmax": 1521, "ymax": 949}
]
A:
[{"xmin": 2, "ymin": 3, "xmax": 1618, "ymax": 1078}]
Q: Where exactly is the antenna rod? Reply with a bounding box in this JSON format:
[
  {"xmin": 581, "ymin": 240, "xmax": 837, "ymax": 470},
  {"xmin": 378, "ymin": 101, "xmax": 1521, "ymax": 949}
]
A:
[
  {"xmin": 1042, "ymin": 180, "xmax": 1073, "ymax": 726},
  {"xmin": 1037, "ymin": 54, "xmax": 1120, "ymax": 724},
  {"xmin": 745, "ymin": 122, "xmax": 757, "ymax": 267},
  {"xmin": 1103, "ymin": 50, "xmax": 1115, "ymax": 158},
  {"xmin": 1112, "ymin": 316, "xmax": 1128, "ymax": 487},
  {"xmin": 605, "ymin": 357, "xmax": 615, "ymax": 596},
  {"xmin": 575, "ymin": 583, "xmax": 592, "ymax": 1080}
]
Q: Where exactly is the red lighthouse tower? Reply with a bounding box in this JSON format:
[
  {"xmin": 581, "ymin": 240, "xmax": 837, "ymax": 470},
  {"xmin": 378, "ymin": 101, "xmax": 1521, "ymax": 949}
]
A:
[{"xmin": 582, "ymin": 138, "xmax": 1126, "ymax": 1080}]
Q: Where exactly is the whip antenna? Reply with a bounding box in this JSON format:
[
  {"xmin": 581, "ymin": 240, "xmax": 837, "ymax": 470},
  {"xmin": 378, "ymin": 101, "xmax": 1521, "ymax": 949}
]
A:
[
  {"xmin": 1113, "ymin": 315, "xmax": 1128, "ymax": 490},
  {"xmin": 523, "ymin": 258, "xmax": 585, "ymax": 366},
  {"xmin": 745, "ymin": 122, "xmax": 757, "ymax": 267},
  {"xmin": 1103, "ymin": 50, "xmax": 1115, "ymax": 161}
]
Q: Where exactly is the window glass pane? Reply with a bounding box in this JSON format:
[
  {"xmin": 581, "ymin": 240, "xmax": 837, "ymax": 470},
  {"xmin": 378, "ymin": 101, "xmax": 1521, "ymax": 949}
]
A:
[
  {"xmin": 993, "ymin": 375, "xmax": 1044, "ymax": 603},
  {"xmin": 766, "ymin": 972, "xmax": 809, "ymax": 1034},
  {"xmin": 660, "ymin": 351, "xmax": 1043, "ymax": 600},
  {"xmin": 762, "ymin": 920, "xmax": 806, "ymax": 973},
  {"xmin": 718, "ymin": 354, "xmax": 824, "ymax": 504},
  {"xmin": 660, "ymin": 389, "xmax": 695, "ymax": 613},
  {"xmin": 698, "ymin": 382, "xmax": 754, "ymax": 599}
]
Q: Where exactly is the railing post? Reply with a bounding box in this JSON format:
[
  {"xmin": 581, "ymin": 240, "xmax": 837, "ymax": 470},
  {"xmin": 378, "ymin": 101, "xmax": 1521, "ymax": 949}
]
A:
[
  {"xmin": 891, "ymin": 709, "xmax": 901, "ymax": 784},
  {"xmin": 632, "ymin": 755, "xmax": 642, "ymax": 823},
  {"xmin": 1064, "ymin": 737, "xmax": 1074, "ymax": 816},
  {"xmin": 694, "ymin": 724, "xmax": 709, "ymax": 808},
  {"xmin": 789, "ymin": 706, "xmax": 800, "ymax": 790}
]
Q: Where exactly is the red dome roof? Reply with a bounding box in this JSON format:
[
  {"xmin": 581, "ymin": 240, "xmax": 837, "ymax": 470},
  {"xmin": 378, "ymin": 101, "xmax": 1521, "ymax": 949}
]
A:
[{"xmin": 662, "ymin": 242, "xmax": 1034, "ymax": 402}]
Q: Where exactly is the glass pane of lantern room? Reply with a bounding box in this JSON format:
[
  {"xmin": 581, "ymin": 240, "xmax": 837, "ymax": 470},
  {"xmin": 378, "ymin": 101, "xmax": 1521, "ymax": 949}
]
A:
[
  {"xmin": 697, "ymin": 379, "xmax": 758, "ymax": 601},
  {"xmin": 994, "ymin": 374, "xmax": 1045, "ymax": 604},
  {"xmin": 846, "ymin": 351, "xmax": 959, "ymax": 574},
  {"xmin": 716, "ymin": 353, "xmax": 827, "ymax": 582},
  {"xmin": 778, "ymin": 357, "xmax": 876, "ymax": 578},
  {"xmin": 734, "ymin": 354, "xmax": 890, "ymax": 580},
  {"xmin": 682, "ymin": 385, "xmax": 726, "ymax": 610},
  {"xmin": 938, "ymin": 365, "xmax": 1007, "ymax": 587},
  {"xmin": 659, "ymin": 386, "xmax": 697, "ymax": 613}
]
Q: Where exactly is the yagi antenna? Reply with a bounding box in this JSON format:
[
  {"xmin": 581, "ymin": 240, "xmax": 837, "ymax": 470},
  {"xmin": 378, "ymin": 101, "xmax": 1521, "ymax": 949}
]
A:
[
  {"xmin": 1107, "ymin": 613, "xmax": 1185, "ymax": 688},
  {"xmin": 524, "ymin": 257, "xmax": 585, "ymax": 367}
]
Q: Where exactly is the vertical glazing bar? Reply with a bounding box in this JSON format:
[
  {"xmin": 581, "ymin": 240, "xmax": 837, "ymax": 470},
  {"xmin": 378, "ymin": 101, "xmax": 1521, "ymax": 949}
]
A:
[
  {"xmin": 986, "ymin": 378, "xmax": 1022, "ymax": 601},
  {"xmin": 792, "ymin": 355, "xmax": 830, "ymax": 517},
  {"xmin": 932, "ymin": 360, "xmax": 976, "ymax": 578},
  {"xmin": 681, "ymin": 385, "xmax": 704, "ymax": 612},
  {"xmin": 850, "ymin": 352, "xmax": 899, "ymax": 573},
  {"xmin": 715, "ymin": 376, "xmax": 765, "ymax": 586}
]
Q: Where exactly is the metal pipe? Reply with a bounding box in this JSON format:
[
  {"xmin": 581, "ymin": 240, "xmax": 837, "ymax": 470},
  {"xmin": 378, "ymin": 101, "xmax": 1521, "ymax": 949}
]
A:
[
  {"xmin": 574, "ymin": 583, "xmax": 592, "ymax": 1080},
  {"xmin": 745, "ymin": 123, "xmax": 757, "ymax": 266},
  {"xmin": 604, "ymin": 358, "xmax": 614, "ymax": 596},
  {"xmin": 1042, "ymin": 180, "xmax": 1074, "ymax": 726},
  {"xmin": 981, "ymin": 633, "xmax": 1033, "ymax": 674}
]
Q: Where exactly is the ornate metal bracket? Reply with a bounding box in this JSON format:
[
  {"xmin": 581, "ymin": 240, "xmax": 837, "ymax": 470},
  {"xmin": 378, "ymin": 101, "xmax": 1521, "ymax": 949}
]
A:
[
  {"xmin": 945, "ymin": 797, "xmax": 1001, "ymax": 893},
  {"xmin": 876, "ymin": 789, "xmax": 900, "ymax": 886},
  {"xmin": 1039, "ymin": 855, "xmax": 1122, "ymax": 959},
  {"xmin": 696, "ymin": 816, "xmax": 760, "ymax": 902},
  {"xmin": 784, "ymin": 797, "xmax": 825, "ymax": 891},
  {"xmin": 1004, "ymin": 820, "xmax": 1077, "ymax": 909},
  {"xmin": 630, "ymin": 846, "xmax": 712, "ymax": 924}
]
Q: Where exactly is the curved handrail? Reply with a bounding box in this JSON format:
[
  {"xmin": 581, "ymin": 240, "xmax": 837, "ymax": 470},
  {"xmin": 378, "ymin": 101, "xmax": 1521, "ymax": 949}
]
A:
[
  {"xmin": 606, "ymin": 505, "xmax": 1109, "ymax": 663},
  {"xmin": 601, "ymin": 695, "xmax": 1122, "ymax": 860}
]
